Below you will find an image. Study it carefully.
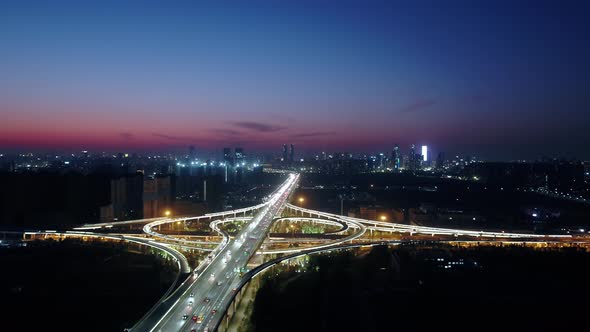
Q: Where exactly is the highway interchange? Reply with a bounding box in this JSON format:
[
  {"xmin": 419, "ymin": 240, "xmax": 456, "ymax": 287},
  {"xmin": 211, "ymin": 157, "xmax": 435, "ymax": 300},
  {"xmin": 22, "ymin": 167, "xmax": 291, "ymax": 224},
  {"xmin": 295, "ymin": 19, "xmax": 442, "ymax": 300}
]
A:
[{"xmin": 18, "ymin": 172, "xmax": 590, "ymax": 332}]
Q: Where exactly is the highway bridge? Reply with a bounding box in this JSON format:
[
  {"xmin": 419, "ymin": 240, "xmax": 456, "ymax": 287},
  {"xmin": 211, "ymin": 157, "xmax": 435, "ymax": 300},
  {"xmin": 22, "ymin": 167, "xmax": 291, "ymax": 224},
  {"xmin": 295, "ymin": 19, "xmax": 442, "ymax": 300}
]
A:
[
  {"xmin": 133, "ymin": 173, "xmax": 299, "ymax": 332},
  {"xmin": 13, "ymin": 172, "xmax": 587, "ymax": 332}
]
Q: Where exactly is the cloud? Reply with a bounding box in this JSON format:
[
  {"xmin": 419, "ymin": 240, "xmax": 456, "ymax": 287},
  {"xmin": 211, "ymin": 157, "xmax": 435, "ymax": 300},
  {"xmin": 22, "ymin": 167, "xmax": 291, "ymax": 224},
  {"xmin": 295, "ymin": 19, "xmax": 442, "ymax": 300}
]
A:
[
  {"xmin": 119, "ymin": 132, "xmax": 134, "ymax": 139},
  {"xmin": 399, "ymin": 99, "xmax": 436, "ymax": 113},
  {"xmin": 230, "ymin": 121, "xmax": 287, "ymax": 132},
  {"xmin": 209, "ymin": 128, "xmax": 243, "ymax": 136},
  {"xmin": 292, "ymin": 131, "xmax": 336, "ymax": 138},
  {"xmin": 152, "ymin": 133, "xmax": 190, "ymax": 141}
]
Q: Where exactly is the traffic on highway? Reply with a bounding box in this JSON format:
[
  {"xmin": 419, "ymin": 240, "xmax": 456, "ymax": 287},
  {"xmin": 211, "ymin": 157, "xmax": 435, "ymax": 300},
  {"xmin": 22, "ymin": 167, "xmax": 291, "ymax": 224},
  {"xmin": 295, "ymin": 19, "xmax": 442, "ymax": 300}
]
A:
[{"xmin": 147, "ymin": 173, "xmax": 299, "ymax": 332}]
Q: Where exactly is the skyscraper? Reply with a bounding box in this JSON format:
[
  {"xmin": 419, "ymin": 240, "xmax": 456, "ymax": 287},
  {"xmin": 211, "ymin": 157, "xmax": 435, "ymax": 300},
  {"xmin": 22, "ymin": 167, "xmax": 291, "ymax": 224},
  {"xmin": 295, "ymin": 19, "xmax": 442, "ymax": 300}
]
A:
[
  {"xmin": 235, "ymin": 147, "xmax": 244, "ymax": 165},
  {"xmin": 409, "ymin": 144, "xmax": 416, "ymax": 171},
  {"xmin": 282, "ymin": 144, "xmax": 288, "ymax": 162},
  {"xmin": 223, "ymin": 147, "xmax": 233, "ymax": 166},
  {"xmin": 436, "ymin": 152, "xmax": 445, "ymax": 169},
  {"xmin": 392, "ymin": 144, "xmax": 401, "ymax": 169},
  {"xmin": 421, "ymin": 145, "xmax": 428, "ymax": 162},
  {"xmin": 289, "ymin": 144, "xmax": 295, "ymax": 163},
  {"xmin": 377, "ymin": 153, "xmax": 386, "ymax": 169}
]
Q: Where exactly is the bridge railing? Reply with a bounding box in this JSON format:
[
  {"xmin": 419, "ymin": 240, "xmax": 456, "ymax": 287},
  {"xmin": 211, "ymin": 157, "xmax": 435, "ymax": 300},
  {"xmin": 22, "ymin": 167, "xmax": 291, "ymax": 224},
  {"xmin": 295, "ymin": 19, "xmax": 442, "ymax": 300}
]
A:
[{"xmin": 213, "ymin": 240, "xmax": 404, "ymax": 331}]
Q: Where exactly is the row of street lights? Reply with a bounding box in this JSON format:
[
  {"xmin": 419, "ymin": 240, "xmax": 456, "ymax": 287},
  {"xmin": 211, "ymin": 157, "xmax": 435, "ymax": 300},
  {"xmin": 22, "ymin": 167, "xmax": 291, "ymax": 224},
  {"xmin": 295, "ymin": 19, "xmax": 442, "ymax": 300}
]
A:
[{"xmin": 297, "ymin": 196, "xmax": 387, "ymax": 221}]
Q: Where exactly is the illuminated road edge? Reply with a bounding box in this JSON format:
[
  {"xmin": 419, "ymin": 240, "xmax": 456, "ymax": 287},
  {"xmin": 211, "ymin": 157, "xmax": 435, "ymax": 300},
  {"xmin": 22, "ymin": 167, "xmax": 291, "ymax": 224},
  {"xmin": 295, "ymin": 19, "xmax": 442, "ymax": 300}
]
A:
[
  {"xmin": 133, "ymin": 173, "xmax": 299, "ymax": 332},
  {"xmin": 211, "ymin": 237, "xmax": 580, "ymax": 332},
  {"xmin": 22, "ymin": 172, "xmax": 580, "ymax": 332},
  {"xmin": 22, "ymin": 230, "xmax": 192, "ymax": 315}
]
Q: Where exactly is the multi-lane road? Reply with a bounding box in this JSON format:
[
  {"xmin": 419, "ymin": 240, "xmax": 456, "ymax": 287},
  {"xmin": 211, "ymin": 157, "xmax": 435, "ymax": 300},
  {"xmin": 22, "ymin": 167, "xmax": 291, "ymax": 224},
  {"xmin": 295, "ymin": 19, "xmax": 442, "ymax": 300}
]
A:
[
  {"xmin": 16, "ymin": 171, "xmax": 590, "ymax": 332},
  {"xmin": 143, "ymin": 173, "xmax": 298, "ymax": 332}
]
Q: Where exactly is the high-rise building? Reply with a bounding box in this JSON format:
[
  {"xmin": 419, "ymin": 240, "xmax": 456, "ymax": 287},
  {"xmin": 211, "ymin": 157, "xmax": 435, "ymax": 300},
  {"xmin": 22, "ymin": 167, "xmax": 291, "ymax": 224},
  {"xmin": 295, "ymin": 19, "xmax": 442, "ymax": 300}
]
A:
[
  {"xmin": 143, "ymin": 175, "xmax": 172, "ymax": 218},
  {"xmin": 100, "ymin": 173, "xmax": 143, "ymax": 222},
  {"xmin": 421, "ymin": 145, "xmax": 428, "ymax": 162},
  {"xmin": 223, "ymin": 148, "xmax": 233, "ymax": 166},
  {"xmin": 235, "ymin": 147, "xmax": 244, "ymax": 165},
  {"xmin": 392, "ymin": 144, "xmax": 401, "ymax": 169},
  {"xmin": 409, "ymin": 144, "xmax": 416, "ymax": 170},
  {"xmin": 436, "ymin": 152, "xmax": 445, "ymax": 169},
  {"xmin": 282, "ymin": 144, "xmax": 288, "ymax": 162},
  {"xmin": 289, "ymin": 144, "xmax": 295, "ymax": 163},
  {"xmin": 377, "ymin": 153, "xmax": 386, "ymax": 169}
]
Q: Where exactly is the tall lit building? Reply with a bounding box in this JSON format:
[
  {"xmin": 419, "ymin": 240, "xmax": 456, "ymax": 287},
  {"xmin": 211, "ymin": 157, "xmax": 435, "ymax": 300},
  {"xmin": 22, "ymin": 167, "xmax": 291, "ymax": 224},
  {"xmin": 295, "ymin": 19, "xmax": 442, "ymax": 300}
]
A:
[
  {"xmin": 409, "ymin": 144, "xmax": 416, "ymax": 170},
  {"xmin": 223, "ymin": 147, "xmax": 232, "ymax": 166},
  {"xmin": 392, "ymin": 144, "xmax": 401, "ymax": 169},
  {"xmin": 378, "ymin": 153, "xmax": 386, "ymax": 169},
  {"xmin": 289, "ymin": 144, "xmax": 295, "ymax": 163},
  {"xmin": 235, "ymin": 147, "xmax": 244, "ymax": 165},
  {"xmin": 421, "ymin": 145, "xmax": 428, "ymax": 162}
]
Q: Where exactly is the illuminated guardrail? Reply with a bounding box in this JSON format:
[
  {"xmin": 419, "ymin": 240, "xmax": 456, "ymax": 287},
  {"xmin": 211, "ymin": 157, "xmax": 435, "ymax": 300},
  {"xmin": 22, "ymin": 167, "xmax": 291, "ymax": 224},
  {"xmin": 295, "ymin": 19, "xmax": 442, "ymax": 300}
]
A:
[
  {"xmin": 285, "ymin": 203, "xmax": 571, "ymax": 239},
  {"xmin": 259, "ymin": 216, "xmax": 366, "ymax": 254}
]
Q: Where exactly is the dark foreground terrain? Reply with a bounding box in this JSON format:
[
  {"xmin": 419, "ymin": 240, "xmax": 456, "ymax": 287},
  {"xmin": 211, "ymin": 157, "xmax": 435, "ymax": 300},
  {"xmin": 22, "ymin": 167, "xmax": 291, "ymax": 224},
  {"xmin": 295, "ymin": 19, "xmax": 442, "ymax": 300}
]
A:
[
  {"xmin": 251, "ymin": 244, "xmax": 590, "ymax": 332},
  {"xmin": 0, "ymin": 239, "xmax": 175, "ymax": 331}
]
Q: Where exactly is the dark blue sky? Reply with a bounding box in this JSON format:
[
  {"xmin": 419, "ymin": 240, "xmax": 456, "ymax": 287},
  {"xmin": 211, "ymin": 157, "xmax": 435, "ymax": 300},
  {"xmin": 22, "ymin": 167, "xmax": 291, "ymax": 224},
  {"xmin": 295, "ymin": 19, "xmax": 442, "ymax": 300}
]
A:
[{"xmin": 1, "ymin": 0, "xmax": 589, "ymax": 160}]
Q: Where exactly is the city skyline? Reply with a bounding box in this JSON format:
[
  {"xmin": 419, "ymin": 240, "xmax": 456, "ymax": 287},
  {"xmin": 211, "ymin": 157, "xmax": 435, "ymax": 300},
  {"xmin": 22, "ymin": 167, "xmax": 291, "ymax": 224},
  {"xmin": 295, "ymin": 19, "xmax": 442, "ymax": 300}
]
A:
[
  {"xmin": 1, "ymin": 1, "xmax": 589, "ymax": 160},
  {"xmin": 2, "ymin": 3, "xmax": 590, "ymax": 332}
]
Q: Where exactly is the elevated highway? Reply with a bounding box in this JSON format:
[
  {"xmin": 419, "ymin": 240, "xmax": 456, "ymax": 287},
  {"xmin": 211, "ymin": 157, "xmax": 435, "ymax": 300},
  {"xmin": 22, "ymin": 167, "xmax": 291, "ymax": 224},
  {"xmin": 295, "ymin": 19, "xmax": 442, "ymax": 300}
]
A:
[
  {"xmin": 134, "ymin": 173, "xmax": 299, "ymax": 332},
  {"xmin": 20, "ymin": 172, "xmax": 586, "ymax": 332},
  {"xmin": 284, "ymin": 203, "xmax": 572, "ymax": 239}
]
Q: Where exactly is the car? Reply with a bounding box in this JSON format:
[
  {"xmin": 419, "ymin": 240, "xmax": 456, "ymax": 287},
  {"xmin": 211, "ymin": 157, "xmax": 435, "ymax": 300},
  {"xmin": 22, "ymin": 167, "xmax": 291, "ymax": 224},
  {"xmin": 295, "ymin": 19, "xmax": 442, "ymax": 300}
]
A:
[
  {"xmin": 188, "ymin": 300, "xmax": 193, "ymax": 305},
  {"xmin": 204, "ymin": 327, "xmax": 209, "ymax": 332},
  {"xmin": 204, "ymin": 297, "xmax": 210, "ymax": 303},
  {"xmin": 211, "ymin": 309, "xmax": 217, "ymax": 314},
  {"xmin": 217, "ymin": 281, "xmax": 223, "ymax": 286},
  {"xmin": 197, "ymin": 316, "xmax": 203, "ymax": 324},
  {"xmin": 210, "ymin": 273, "xmax": 215, "ymax": 278},
  {"xmin": 182, "ymin": 314, "xmax": 189, "ymax": 320},
  {"xmin": 189, "ymin": 292, "xmax": 194, "ymax": 297},
  {"xmin": 192, "ymin": 315, "xmax": 198, "ymax": 321},
  {"xmin": 191, "ymin": 329, "xmax": 196, "ymax": 332}
]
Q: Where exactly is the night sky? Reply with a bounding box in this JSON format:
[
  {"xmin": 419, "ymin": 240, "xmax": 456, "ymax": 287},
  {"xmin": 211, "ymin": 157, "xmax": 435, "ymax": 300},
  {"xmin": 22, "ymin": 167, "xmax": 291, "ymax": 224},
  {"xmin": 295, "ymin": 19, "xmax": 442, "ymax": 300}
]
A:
[{"xmin": 1, "ymin": 0, "xmax": 588, "ymax": 160}]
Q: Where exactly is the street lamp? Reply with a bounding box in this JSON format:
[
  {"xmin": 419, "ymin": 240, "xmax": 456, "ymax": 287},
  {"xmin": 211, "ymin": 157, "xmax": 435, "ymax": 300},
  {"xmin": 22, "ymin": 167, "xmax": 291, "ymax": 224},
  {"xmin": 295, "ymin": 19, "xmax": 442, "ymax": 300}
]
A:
[
  {"xmin": 298, "ymin": 197, "xmax": 305, "ymax": 203},
  {"xmin": 380, "ymin": 215, "xmax": 387, "ymax": 221},
  {"xmin": 164, "ymin": 210, "xmax": 172, "ymax": 217}
]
